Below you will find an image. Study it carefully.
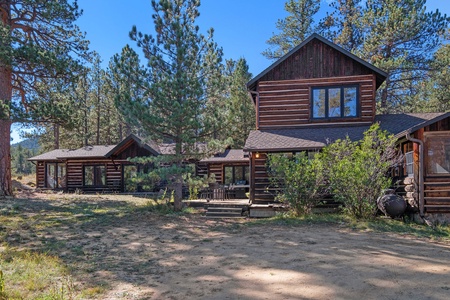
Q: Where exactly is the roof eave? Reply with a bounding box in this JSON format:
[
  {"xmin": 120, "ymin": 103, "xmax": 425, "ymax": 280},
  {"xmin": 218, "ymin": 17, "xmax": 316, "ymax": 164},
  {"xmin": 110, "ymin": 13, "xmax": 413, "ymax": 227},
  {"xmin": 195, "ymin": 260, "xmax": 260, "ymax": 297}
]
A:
[
  {"xmin": 394, "ymin": 112, "xmax": 450, "ymax": 139},
  {"xmin": 243, "ymin": 146, "xmax": 324, "ymax": 152}
]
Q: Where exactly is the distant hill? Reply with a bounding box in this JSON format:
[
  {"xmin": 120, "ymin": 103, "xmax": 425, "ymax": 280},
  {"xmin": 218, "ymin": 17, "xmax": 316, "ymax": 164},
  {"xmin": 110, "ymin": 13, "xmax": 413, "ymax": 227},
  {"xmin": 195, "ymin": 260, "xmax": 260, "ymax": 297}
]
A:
[{"xmin": 11, "ymin": 138, "xmax": 40, "ymax": 151}]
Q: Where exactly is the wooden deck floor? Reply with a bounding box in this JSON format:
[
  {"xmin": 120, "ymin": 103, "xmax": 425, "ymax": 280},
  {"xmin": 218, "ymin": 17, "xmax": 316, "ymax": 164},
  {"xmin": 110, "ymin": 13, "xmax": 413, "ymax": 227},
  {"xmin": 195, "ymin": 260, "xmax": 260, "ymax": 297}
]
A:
[{"xmin": 183, "ymin": 199, "xmax": 250, "ymax": 207}]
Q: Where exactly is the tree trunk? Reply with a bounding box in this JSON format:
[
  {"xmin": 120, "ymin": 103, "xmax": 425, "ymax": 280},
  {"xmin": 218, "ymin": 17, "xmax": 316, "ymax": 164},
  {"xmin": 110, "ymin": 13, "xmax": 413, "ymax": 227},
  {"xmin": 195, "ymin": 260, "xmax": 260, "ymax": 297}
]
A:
[
  {"xmin": 173, "ymin": 139, "xmax": 183, "ymax": 211},
  {"xmin": 0, "ymin": 67, "xmax": 12, "ymax": 197},
  {"xmin": 118, "ymin": 123, "xmax": 123, "ymax": 141},
  {"xmin": 96, "ymin": 93, "xmax": 100, "ymax": 145},
  {"xmin": 0, "ymin": 1, "xmax": 13, "ymax": 196},
  {"xmin": 173, "ymin": 180, "xmax": 183, "ymax": 211},
  {"xmin": 0, "ymin": 119, "xmax": 12, "ymax": 197},
  {"xmin": 54, "ymin": 123, "xmax": 60, "ymax": 149},
  {"xmin": 380, "ymin": 77, "xmax": 389, "ymax": 113}
]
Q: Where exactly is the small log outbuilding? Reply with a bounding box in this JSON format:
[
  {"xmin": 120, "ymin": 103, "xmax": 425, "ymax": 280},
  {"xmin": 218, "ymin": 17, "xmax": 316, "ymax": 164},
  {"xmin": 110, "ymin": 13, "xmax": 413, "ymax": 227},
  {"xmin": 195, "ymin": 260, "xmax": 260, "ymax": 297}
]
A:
[{"xmin": 29, "ymin": 134, "xmax": 161, "ymax": 193}]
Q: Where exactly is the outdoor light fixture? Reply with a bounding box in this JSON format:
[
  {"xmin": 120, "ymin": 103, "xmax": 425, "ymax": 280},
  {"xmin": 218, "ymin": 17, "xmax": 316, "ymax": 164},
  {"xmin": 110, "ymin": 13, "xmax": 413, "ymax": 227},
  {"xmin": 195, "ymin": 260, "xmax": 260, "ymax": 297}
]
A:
[{"xmin": 255, "ymin": 152, "xmax": 260, "ymax": 158}]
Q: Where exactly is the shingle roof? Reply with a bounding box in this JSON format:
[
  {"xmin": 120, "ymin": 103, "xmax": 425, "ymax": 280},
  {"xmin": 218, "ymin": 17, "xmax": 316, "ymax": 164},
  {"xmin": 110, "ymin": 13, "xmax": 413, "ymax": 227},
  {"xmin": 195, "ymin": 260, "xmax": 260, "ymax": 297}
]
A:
[
  {"xmin": 29, "ymin": 145, "xmax": 116, "ymax": 161},
  {"xmin": 376, "ymin": 112, "xmax": 450, "ymax": 138},
  {"xmin": 29, "ymin": 134, "xmax": 212, "ymax": 161},
  {"xmin": 244, "ymin": 112, "xmax": 450, "ymax": 152},
  {"xmin": 28, "ymin": 149, "xmax": 71, "ymax": 161},
  {"xmin": 244, "ymin": 125, "xmax": 369, "ymax": 152},
  {"xmin": 200, "ymin": 149, "xmax": 248, "ymax": 163}
]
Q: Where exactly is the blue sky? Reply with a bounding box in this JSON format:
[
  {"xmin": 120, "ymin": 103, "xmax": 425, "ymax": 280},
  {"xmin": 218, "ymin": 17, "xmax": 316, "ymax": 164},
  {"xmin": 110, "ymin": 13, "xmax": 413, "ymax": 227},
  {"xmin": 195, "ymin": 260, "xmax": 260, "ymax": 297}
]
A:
[{"xmin": 10, "ymin": 0, "xmax": 450, "ymax": 144}]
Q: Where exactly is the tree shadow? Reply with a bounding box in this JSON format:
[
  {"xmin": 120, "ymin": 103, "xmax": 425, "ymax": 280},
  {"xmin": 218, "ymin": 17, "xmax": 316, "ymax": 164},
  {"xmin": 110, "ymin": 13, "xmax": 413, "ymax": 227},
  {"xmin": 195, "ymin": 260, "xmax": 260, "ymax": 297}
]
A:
[{"xmin": 2, "ymin": 196, "xmax": 450, "ymax": 299}]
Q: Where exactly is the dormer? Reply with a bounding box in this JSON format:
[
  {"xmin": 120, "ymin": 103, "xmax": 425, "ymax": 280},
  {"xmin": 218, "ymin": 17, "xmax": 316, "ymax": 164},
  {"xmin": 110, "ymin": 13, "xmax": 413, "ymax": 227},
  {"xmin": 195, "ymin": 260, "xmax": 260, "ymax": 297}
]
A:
[{"xmin": 247, "ymin": 34, "xmax": 387, "ymax": 130}]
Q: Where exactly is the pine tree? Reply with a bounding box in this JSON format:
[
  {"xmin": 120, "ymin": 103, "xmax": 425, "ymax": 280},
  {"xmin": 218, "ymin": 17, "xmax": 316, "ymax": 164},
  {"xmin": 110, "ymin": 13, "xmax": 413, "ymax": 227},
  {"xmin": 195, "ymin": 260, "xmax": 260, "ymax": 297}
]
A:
[
  {"xmin": 225, "ymin": 58, "xmax": 254, "ymax": 148},
  {"xmin": 361, "ymin": 0, "xmax": 449, "ymax": 113},
  {"xmin": 428, "ymin": 42, "xmax": 450, "ymax": 112},
  {"xmin": 118, "ymin": 0, "xmax": 223, "ymax": 209},
  {"xmin": 262, "ymin": 0, "xmax": 321, "ymax": 59},
  {"xmin": 319, "ymin": 0, "xmax": 363, "ymax": 53},
  {"xmin": 0, "ymin": 0, "xmax": 88, "ymax": 196},
  {"xmin": 108, "ymin": 45, "xmax": 148, "ymax": 138}
]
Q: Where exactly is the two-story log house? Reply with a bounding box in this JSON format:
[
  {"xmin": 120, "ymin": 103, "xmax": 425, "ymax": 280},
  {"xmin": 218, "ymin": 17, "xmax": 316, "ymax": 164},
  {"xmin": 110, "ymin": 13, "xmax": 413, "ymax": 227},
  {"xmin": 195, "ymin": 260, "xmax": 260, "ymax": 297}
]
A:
[{"xmin": 244, "ymin": 34, "xmax": 450, "ymax": 219}]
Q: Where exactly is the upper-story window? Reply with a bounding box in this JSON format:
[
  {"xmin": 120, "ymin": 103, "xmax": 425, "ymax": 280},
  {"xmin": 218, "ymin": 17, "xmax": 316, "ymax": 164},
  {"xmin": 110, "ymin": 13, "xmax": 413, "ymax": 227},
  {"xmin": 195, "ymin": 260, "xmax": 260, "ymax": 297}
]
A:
[{"xmin": 311, "ymin": 86, "xmax": 358, "ymax": 119}]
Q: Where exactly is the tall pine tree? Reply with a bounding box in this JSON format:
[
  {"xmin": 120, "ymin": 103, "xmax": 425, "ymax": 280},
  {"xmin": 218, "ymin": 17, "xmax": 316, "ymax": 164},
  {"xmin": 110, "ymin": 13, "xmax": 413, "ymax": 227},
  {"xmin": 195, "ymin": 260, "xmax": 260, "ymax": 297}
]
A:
[
  {"xmin": 361, "ymin": 0, "xmax": 449, "ymax": 112},
  {"xmin": 0, "ymin": 0, "xmax": 88, "ymax": 196},
  {"xmin": 263, "ymin": 0, "xmax": 321, "ymax": 59},
  {"xmin": 225, "ymin": 58, "xmax": 254, "ymax": 148},
  {"xmin": 117, "ymin": 0, "xmax": 224, "ymax": 209}
]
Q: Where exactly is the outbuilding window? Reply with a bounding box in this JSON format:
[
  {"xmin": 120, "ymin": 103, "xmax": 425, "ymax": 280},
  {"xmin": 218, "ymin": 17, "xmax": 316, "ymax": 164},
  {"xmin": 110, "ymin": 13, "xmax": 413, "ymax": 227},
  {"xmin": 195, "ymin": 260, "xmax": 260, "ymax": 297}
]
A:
[
  {"xmin": 224, "ymin": 165, "xmax": 249, "ymax": 185},
  {"xmin": 84, "ymin": 165, "xmax": 106, "ymax": 186},
  {"xmin": 311, "ymin": 86, "xmax": 358, "ymax": 119},
  {"xmin": 46, "ymin": 163, "xmax": 66, "ymax": 188}
]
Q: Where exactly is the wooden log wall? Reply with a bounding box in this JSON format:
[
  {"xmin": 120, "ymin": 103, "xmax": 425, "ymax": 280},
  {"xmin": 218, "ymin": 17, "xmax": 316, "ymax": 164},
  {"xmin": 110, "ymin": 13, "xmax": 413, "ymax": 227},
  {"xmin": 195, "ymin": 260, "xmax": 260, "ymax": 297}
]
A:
[
  {"xmin": 251, "ymin": 152, "xmax": 277, "ymax": 204},
  {"xmin": 208, "ymin": 164, "xmax": 223, "ymax": 184},
  {"xmin": 196, "ymin": 162, "xmax": 208, "ymax": 178},
  {"xmin": 257, "ymin": 74, "xmax": 376, "ymax": 129},
  {"xmin": 36, "ymin": 162, "xmax": 45, "ymax": 188},
  {"xmin": 65, "ymin": 158, "xmax": 127, "ymax": 192}
]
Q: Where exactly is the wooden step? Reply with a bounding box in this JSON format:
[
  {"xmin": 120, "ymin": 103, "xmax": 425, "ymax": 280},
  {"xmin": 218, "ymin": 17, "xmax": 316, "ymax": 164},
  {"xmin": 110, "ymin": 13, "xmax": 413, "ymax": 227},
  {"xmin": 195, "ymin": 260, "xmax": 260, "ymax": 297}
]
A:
[
  {"xmin": 207, "ymin": 207, "xmax": 243, "ymax": 212},
  {"xmin": 205, "ymin": 206, "xmax": 245, "ymax": 218}
]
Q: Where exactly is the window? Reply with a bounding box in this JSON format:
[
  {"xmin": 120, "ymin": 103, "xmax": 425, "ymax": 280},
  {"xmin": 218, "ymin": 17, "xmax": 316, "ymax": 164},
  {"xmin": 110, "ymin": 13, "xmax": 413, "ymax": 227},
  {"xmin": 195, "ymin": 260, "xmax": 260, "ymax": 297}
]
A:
[
  {"xmin": 46, "ymin": 163, "xmax": 66, "ymax": 188},
  {"xmin": 84, "ymin": 165, "xmax": 106, "ymax": 186},
  {"xmin": 425, "ymin": 134, "xmax": 450, "ymax": 175},
  {"xmin": 405, "ymin": 151, "xmax": 414, "ymax": 177},
  {"xmin": 224, "ymin": 165, "xmax": 249, "ymax": 185},
  {"xmin": 312, "ymin": 86, "xmax": 358, "ymax": 119}
]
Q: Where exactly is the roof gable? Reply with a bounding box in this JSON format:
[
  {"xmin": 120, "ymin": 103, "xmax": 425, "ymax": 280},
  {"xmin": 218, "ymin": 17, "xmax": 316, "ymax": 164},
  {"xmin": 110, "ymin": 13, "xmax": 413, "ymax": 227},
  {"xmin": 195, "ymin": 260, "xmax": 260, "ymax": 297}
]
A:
[
  {"xmin": 248, "ymin": 34, "xmax": 387, "ymax": 90},
  {"xmin": 105, "ymin": 134, "xmax": 160, "ymax": 158}
]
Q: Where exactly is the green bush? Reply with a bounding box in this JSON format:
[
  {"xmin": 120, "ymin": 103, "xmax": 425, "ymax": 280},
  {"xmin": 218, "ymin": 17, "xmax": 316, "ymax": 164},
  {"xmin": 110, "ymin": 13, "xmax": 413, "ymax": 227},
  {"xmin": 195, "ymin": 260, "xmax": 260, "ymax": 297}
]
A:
[
  {"xmin": 267, "ymin": 152, "xmax": 327, "ymax": 216},
  {"xmin": 267, "ymin": 124, "xmax": 402, "ymax": 220},
  {"xmin": 320, "ymin": 124, "xmax": 403, "ymax": 219}
]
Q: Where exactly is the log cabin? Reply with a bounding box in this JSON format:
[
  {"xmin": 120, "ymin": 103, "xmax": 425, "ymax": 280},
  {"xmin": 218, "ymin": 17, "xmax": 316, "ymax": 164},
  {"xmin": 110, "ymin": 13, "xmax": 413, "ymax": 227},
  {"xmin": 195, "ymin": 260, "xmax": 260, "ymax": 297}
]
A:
[
  {"xmin": 29, "ymin": 134, "xmax": 163, "ymax": 193},
  {"xmin": 244, "ymin": 34, "xmax": 450, "ymax": 220}
]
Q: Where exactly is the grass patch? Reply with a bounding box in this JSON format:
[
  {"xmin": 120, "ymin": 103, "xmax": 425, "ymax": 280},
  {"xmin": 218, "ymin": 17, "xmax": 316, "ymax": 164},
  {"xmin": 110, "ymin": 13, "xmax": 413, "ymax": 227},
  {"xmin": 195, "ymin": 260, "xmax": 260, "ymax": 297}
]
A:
[
  {"xmin": 347, "ymin": 217, "xmax": 450, "ymax": 241},
  {"xmin": 248, "ymin": 213, "xmax": 450, "ymax": 241},
  {"xmin": 137, "ymin": 199, "xmax": 199, "ymax": 215},
  {"xmin": 0, "ymin": 195, "xmax": 146, "ymax": 298},
  {"xmin": 0, "ymin": 247, "xmax": 77, "ymax": 299}
]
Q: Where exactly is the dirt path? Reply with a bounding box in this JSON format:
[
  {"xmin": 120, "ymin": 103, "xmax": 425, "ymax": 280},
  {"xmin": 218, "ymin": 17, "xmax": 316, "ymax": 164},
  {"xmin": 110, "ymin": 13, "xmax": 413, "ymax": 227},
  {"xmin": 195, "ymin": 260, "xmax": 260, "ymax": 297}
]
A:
[
  {"xmin": 90, "ymin": 216, "xmax": 450, "ymax": 300},
  {"xmin": 3, "ymin": 195, "xmax": 450, "ymax": 299}
]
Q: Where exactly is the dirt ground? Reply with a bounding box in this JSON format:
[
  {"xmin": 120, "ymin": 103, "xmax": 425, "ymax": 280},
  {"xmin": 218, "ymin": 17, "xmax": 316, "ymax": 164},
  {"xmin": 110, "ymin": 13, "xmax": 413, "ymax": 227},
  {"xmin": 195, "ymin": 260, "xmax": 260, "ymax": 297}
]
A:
[{"xmin": 3, "ymin": 191, "xmax": 450, "ymax": 299}]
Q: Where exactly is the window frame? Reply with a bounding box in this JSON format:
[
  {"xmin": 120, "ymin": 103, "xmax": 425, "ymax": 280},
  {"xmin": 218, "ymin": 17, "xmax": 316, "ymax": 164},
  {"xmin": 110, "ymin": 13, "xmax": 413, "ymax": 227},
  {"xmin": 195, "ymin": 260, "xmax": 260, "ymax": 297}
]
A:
[
  {"xmin": 405, "ymin": 151, "xmax": 414, "ymax": 178},
  {"xmin": 223, "ymin": 165, "xmax": 250, "ymax": 185},
  {"xmin": 83, "ymin": 164, "xmax": 107, "ymax": 187},
  {"xmin": 45, "ymin": 162, "xmax": 66, "ymax": 189},
  {"xmin": 311, "ymin": 85, "xmax": 359, "ymax": 120}
]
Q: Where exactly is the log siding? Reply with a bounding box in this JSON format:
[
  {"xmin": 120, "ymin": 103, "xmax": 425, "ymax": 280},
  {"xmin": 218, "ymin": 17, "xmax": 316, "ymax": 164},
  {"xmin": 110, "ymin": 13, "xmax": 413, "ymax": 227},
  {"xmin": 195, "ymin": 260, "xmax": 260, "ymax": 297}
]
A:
[{"xmin": 257, "ymin": 75, "xmax": 376, "ymax": 129}]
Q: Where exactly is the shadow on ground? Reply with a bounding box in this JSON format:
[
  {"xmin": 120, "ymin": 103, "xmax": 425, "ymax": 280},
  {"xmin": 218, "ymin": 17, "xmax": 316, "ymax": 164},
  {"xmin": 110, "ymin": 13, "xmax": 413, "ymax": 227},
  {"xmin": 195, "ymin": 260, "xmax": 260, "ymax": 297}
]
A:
[{"xmin": 1, "ymin": 196, "xmax": 450, "ymax": 299}]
